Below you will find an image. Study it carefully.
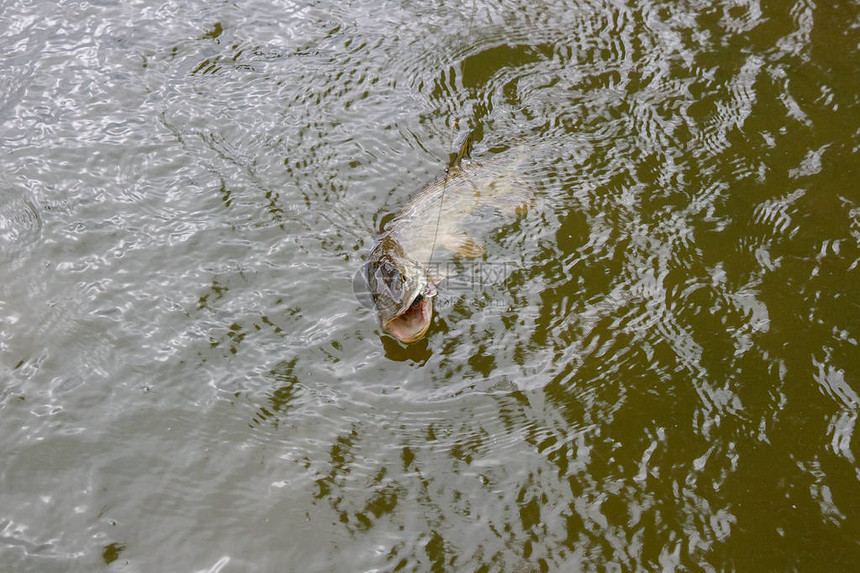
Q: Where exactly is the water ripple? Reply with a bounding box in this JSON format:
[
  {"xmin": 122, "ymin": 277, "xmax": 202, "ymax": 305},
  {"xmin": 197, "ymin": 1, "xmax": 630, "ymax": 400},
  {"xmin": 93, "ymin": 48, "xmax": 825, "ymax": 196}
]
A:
[
  {"xmin": 1, "ymin": 0, "xmax": 858, "ymax": 570},
  {"xmin": 0, "ymin": 191, "xmax": 42, "ymax": 262}
]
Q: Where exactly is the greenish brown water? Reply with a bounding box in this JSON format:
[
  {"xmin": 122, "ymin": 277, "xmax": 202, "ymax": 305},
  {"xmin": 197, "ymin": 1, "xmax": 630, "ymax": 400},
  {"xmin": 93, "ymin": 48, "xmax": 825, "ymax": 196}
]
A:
[{"xmin": 1, "ymin": 0, "xmax": 859, "ymax": 571}]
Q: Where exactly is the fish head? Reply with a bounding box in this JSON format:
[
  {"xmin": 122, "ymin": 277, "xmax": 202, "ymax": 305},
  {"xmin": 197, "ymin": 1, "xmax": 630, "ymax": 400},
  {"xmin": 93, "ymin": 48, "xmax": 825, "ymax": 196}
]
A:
[{"xmin": 364, "ymin": 237, "xmax": 436, "ymax": 343}]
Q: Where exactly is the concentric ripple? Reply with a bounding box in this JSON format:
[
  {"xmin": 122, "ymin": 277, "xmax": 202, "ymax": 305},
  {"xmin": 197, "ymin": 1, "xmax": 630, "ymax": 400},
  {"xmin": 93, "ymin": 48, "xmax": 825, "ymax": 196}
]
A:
[{"xmin": 1, "ymin": 0, "xmax": 858, "ymax": 571}]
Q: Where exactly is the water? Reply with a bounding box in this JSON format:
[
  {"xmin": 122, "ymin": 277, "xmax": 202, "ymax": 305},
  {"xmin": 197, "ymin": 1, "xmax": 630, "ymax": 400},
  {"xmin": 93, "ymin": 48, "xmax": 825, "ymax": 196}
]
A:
[{"xmin": 1, "ymin": 0, "xmax": 858, "ymax": 570}]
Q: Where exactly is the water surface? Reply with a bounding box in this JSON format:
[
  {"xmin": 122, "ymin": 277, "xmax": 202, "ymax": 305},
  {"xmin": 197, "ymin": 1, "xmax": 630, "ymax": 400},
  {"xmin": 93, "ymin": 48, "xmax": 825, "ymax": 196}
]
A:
[{"xmin": 1, "ymin": 0, "xmax": 859, "ymax": 570}]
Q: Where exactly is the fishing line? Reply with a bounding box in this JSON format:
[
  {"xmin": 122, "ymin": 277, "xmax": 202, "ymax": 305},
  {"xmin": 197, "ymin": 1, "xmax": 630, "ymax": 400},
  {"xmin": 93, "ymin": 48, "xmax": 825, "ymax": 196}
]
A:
[
  {"xmin": 426, "ymin": 119, "xmax": 460, "ymax": 271},
  {"xmin": 426, "ymin": 1, "xmax": 479, "ymax": 275}
]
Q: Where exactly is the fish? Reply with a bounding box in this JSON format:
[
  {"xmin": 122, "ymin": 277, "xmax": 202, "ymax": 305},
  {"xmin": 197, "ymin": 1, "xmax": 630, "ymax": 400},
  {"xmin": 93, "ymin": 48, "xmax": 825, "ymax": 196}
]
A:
[{"xmin": 362, "ymin": 132, "xmax": 533, "ymax": 343}]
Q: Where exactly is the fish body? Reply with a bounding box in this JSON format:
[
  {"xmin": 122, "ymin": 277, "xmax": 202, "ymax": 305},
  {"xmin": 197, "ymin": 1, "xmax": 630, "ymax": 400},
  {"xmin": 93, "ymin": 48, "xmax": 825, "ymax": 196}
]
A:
[{"xmin": 363, "ymin": 136, "xmax": 531, "ymax": 343}]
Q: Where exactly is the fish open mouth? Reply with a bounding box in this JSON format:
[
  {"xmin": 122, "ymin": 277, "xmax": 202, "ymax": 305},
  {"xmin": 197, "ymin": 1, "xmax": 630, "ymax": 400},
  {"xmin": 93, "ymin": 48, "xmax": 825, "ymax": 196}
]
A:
[{"xmin": 384, "ymin": 293, "xmax": 434, "ymax": 343}]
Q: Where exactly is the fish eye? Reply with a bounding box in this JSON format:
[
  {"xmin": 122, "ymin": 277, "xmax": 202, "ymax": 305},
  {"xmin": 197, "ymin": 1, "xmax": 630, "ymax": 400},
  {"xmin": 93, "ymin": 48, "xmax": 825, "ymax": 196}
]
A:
[{"xmin": 400, "ymin": 273, "xmax": 407, "ymax": 282}]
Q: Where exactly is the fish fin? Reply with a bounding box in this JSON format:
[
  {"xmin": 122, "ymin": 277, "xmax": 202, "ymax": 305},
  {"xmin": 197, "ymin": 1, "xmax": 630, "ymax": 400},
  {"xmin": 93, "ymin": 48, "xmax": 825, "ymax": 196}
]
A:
[
  {"xmin": 490, "ymin": 194, "xmax": 532, "ymax": 216},
  {"xmin": 442, "ymin": 231, "xmax": 485, "ymax": 258},
  {"xmin": 485, "ymin": 176, "xmax": 534, "ymax": 216},
  {"xmin": 448, "ymin": 130, "xmax": 475, "ymax": 171}
]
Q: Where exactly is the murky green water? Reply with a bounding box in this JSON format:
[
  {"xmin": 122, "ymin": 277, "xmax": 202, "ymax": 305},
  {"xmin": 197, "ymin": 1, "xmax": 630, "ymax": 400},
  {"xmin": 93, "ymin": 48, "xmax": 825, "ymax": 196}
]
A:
[{"xmin": 2, "ymin": 0, "xmax": 859, "ymax": 570}]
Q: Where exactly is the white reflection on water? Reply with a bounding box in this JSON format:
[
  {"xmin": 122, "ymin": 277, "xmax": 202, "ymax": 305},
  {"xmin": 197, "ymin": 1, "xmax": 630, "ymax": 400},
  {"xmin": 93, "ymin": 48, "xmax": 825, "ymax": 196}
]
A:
[{"xmin": 1, "ymin": 0, "xmax": 858, "ymax": 570}]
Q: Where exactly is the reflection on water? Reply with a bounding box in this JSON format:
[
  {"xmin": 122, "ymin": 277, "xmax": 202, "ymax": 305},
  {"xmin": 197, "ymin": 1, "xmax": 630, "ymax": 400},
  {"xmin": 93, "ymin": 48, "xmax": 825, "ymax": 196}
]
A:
[{"xmin": 1, "ymin": 0, "xmax": 858, "ymax": 570}]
